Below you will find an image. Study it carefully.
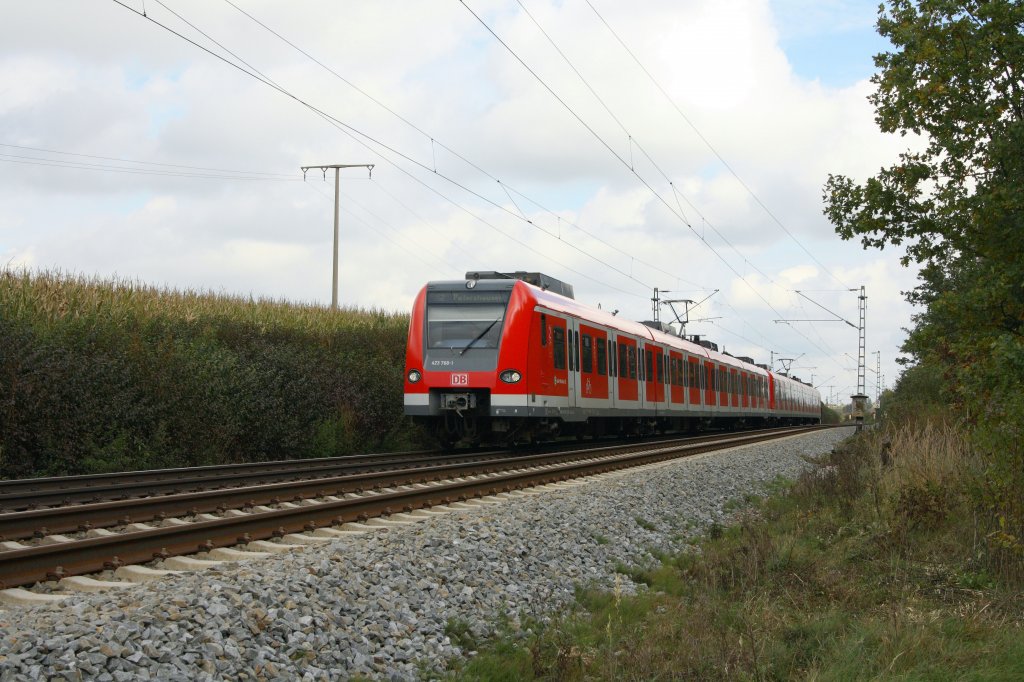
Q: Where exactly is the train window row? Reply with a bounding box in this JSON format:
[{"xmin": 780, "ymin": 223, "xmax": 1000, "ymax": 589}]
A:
[{"xmin": 543, "ymin": 319, "xmax": 776, "ymax": 401}]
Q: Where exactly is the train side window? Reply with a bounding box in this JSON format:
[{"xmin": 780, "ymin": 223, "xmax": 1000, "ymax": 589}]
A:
[
  {"xmin": 656, "ymin": 353, "xmax": 664, "ymax": 384},
  {"xmin": 596, "ymin": 338, "xmax": 607, "ymax": 376},
  {"xmin": 581, "ymin": 334, "xmax": 593, "ymax": 373},
  {"xmin": 552, "ymin": 327, "xmax": 566, "ymax": 370},
  {"xmin": 540, "ymin": 314, "xmax": 547, "ymax": 346},
  {"xmin": 609, "ymin": 340, "xmax": 616, "ymax": 376},
  {"xmin": 645, "ymin": 349, "xmax": 653, "ymax": 381},
  {"xmin": 619, "ymin": 344, "xmax": 627, "ymax": 378},
  {"xmin": 575, "ymin": 331, "xmax": 581, "ymax": 371},
  {"xmin": 568, "ymin": 329, "xmax": 575, "ymax": 372},
  {"xmin": 628, "ymin": 346, "xmax": 637, "ymax": 379}
]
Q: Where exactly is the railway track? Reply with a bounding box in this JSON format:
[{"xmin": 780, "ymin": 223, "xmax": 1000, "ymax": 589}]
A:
[
  {"xmin": 0, "ymin": 425, "xmax": 834, "ymax": 593},
  {"xmin": 0, "ymin": 428, "xmax": 802, "ymax": 511}
]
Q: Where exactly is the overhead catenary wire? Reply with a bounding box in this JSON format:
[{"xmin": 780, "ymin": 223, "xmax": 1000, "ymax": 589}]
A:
[
  {"xmin": 512, "ymin": 0, "xmax": 776, "ymax": 288},
  {"xmin": 219, "ymin": 0, "xmax": 699, "ymax": 291},
  {"xmin": 110, "ymin": 0, "xmax": 648, "ymax": 299},
  {"xmin": 460, "ymin": 0, "xmax": 848, "ymax": 370},
  {"xmin": 583, "ymin": 0, "xmax": 851, "ymax": 290},
  {"xmin": 108, "ymin": 0, "xmax": 855, "ymax": 385}
]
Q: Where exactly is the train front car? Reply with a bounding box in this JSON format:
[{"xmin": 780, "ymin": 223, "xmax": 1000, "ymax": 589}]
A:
[{"xmin": 404, "ymin": 274, "xmax": 538, "ymax": 446}]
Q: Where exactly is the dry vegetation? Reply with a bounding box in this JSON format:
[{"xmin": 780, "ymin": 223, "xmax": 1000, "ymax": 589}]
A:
[{"xmin": 452, "ymin": 419, "xmax": 1024, "ymax": 680}]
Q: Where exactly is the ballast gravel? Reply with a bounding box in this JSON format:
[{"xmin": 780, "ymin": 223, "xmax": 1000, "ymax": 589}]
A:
[{"xmin": 0, "ymin": 427, "xmax": 854, "ymax": 681}]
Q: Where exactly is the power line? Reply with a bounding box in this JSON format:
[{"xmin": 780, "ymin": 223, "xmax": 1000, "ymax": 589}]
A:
[
  {"xmin": 0, "ymin": 153, "xmax": 294, "ymax": 181},
  {"xmin": 219, "ymin": 0, "xmax": 694, "ymax": 290},
  {"xmin": 461, "ymin": 0, "xmax": 846, "ymax": 364},
  {"xmin": 305, "ymin": 182, "xmax": 457, "ymax": 274},
  {"xmin": 110, "ymin": 0, "xmax": 649, "ymax": 299},
  {"xmin": 512, "ymin": 0, "xmax": 776, "ymax": 288},
  {"xmin": 583, "ymin": 0, "xmax": 850, "ymax": 289},
  {"xmin": 0, "ymin": 142, "xmax": 294, "ymax": 178}
]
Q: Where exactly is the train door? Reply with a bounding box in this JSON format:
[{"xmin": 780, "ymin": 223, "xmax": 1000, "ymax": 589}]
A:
[
  {"xmin": 704, "ymin": 361, "xmax": 715, "ymax": 412},
  {"xmin": 643, "ymin": 343, "xmax": 658, "ymax": 406},
  {"xmin": 578, "ymin": 324, "xmax": 609, "ymax": 406},
  {"xmin": 528, "ymin": 311, "xmax": 570, "ymax": 408},
  {"xmin": 616, "ymin": 336, "xmax": 639, "ymax": 405},
  {"xmin": 663, "ymin": 346, "xmax": 671, "ymax": 409},
  {"xmin": 669, "ymin": 351, "xmax": 684, "ymax": 407},
  {"xmin": 566, "ymin": 318, "xmax": 579, "ymax": 412},
  {"xmin": 687, "ymin": 356, "xmax": 702, "ymax": 407},
  {"xmin": 606, "ymin": 336, "xmax": 617, "ymax": 407}
]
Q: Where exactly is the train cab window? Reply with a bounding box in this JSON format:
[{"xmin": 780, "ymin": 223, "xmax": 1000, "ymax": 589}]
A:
[
  {"xmin": 581, "ymin": 334, "xmax": 593, "ymax": 373},
  {"xmin": 540, "ymin": 314, "xmax": 547, "ymax": 346},
  {"xmin": 552, "ymin": 327, "xmax": 566, "ymax": 370},
  {"xmin": 596, "ymin": 338, "xmax": 607, "ymax": 376},
  {"xmin": 627, "ymin": 346, "xmax": 637, "ymax": 379}
]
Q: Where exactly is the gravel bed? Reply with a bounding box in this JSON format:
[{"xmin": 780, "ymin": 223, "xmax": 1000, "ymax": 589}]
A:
[{"xmin": 0, "ymin": 427, "xmax": 854, "ymax": 681}]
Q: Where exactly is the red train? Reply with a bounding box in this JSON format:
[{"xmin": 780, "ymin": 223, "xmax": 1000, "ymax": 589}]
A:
[{"xmin": 404, "ymin": 272, "xmax": 820, "ymax": 446}]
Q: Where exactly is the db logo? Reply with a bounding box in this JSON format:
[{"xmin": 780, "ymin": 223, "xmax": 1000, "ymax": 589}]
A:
[{"xmin": 450, "ymin": 373, "xmax": 469, "ymax": 386}]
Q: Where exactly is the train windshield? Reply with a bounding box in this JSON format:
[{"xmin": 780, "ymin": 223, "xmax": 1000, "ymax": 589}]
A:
[{"xmin": 425, "ymin": 289, "xmax": 510, "ymax": 352}]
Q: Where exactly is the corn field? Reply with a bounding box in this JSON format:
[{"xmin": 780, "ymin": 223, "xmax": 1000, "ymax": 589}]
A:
[{"xmin": 0, "ymin": 268, "xmax": 425, "ymax": 478}]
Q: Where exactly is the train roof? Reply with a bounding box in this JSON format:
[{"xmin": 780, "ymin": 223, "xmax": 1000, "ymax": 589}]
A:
[{"xmin": 424, "ymin": 276, "xmax": 818, "ymax": 393}]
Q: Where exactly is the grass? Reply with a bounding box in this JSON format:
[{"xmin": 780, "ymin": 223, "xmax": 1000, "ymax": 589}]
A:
[{"xmin": 447, "ymin": 419, "xmax": 1024, "ymax": 680}]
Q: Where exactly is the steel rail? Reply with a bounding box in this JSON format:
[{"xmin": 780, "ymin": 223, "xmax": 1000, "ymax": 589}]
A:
[
  {"xmin": 0, "ymin": 428, "xmax": 813, "ymax": 541},
  {"xmin": 0, "ymin": 448, "xmax": 516, "ymax": 509},
  {"xmin": 0, "ymin": 426, "xmax": 830, "ymax": 588},
  {"xmin": 0, "ymin": 427, "xmax": 805, "ymax": 511}
]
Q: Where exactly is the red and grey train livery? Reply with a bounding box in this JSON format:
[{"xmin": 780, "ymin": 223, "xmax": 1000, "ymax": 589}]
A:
[{"xmin": 404, "ymin": 271, "xmax": 821, "ymax": 446}]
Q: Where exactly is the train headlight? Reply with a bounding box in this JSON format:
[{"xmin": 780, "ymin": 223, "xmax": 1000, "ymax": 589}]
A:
[
  {"xmin": 407, "ymin": 369, "xmax": 422, "ymax": 383},
  {"xmin": 499, "ymin": 369, "xmax": 523, "ymax": 384}
]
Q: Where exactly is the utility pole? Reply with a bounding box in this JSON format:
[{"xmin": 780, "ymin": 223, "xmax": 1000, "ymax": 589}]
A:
[
  {"xmin": 853, "ymin": 286, "xmax": 868, "ymax": 430},
  {"xmin": 301, "ymin": 163, "xmax": 374, "ymax": 309},
  {"xmin": 775, "ymin": 287, "xmax": 867, "ymax": 430},
  {"xmin": 874, "ymin": 350, "xmax": 881, "ymax": 404}
]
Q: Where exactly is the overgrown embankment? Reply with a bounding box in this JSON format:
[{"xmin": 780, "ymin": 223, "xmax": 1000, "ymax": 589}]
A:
[
  {"xmin": 0, "ymin": 269, "xmax": 425, "ymax": 479},
  {"xmin": 453, "ymin": 416, "xmax": 1024, "ymax": 680}
]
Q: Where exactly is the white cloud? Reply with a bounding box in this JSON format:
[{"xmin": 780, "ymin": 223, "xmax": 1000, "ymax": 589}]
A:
[{"xmin": 0, "ymin": 0, "xmax": 921, "ymax": 395}]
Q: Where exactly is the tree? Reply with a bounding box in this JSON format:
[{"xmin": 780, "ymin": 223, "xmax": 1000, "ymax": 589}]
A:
[
  {"xmin": 823, "ymin": 0, "xmax": 1024, "ymax": 576},
  {"xmin": 823, "ymin": 0, "xmax": 1023, "ymax": 409}
]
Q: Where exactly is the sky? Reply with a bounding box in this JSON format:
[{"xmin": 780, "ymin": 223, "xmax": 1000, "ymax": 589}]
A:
[{"xmin": 0, "ymin": 0, "xmax": 918, "ymax": 405}]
